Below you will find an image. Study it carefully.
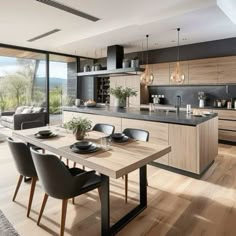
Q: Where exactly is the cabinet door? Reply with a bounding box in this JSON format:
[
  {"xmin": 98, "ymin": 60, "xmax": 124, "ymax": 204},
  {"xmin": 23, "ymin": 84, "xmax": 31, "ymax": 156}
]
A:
[
  {"xmin": 218, "ymin": 56, "xmax": 236, "ymax": 84},
  {"xmin": 151, "ymin": 63, "xmax": 170, "ymax": 85},
  {"xmin": 188, "ymin": 58, "xmax": 218, "ymax": 84},
  {"xmin": 169, "ymin": 124, "xmax": 197, "ymax": 173},
  {"xmin": 169, "ymin": 61, "xmax": 189, "ymax": 85},
  {"xmin": 121, "ymin": 118, "xmax": 169, "ymax": 165}
]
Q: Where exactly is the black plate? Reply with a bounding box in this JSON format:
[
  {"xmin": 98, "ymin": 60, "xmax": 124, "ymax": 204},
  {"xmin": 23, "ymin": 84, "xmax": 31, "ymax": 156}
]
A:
[
  {"xmin": 74, "ymin": 141, "xmax": 92, "ymax": 150},
  {"xmin": 34, "ymin": 133, "xmax": 57, "ymax": 139},
  {"xmin": 111, "ymin": 135, "xmax": 129, "ymax": 143},
  {"xmin": 111, "ymin": 133, "xmax": 125, "ymax": 140},
  {"xmin": 70, "ymin": 143, "xmax": 99, "ymax": 154}
]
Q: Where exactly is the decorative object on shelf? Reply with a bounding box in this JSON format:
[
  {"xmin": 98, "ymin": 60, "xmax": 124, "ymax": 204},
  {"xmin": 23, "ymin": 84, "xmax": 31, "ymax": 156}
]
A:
[
  {"xmin": 122, "ymin": 58, "xmax": 130, "ymax": 68},
  {"xmin": 110, "ymin": 86, "xmax": 137, "ymax": 108},
  {"xmin": 140, "ymin": 35, "xmax": 154, "ymax": 86},
  {"xmin": 64, "ymin": 117, "xmax": 92, "ymax": 140},
  {"xmin": 131, "ymin": 57, "xmax": 140, "ymax": 68},
  {"xmin": 198, "ymin": 91, "xmax": 206, "ymax": 108},
  {"xmin": 93, "ymin": 63, "xmax": 102, "ymax": 71},
  {"xmin": 83, "ymin": 64, "xmax": 90, "ymax": 72},
  {"xmin": 170, "ymin": 28, "xmax": 185, "ymax": 84}
]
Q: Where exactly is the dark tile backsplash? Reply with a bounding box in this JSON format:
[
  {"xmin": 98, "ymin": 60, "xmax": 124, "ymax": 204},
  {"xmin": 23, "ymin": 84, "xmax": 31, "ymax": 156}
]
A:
[{"xmin": 148, "ymin": 85, "xmax": 236, "ymax": 107}]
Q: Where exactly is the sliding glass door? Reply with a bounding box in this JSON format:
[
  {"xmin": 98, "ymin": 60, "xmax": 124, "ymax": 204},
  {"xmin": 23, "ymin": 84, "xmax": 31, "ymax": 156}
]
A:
[{"xmin": 49, "ymin": 54, "xmax": 77, "ymax": 125}]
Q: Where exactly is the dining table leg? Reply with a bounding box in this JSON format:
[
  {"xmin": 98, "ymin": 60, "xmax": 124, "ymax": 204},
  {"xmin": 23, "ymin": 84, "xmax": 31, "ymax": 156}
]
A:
[
  {"xmin": 100, "ymin": 165, "xmax": 147, "ymax": 236},
  {"xmin": 101, "ymin": 174, "xmax": 110, "ymax": 236}
]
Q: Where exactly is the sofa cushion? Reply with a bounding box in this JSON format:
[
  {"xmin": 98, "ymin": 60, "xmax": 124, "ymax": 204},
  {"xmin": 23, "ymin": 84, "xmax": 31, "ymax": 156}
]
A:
[
  {"xmin": 15, "ymin": 106, "xmax": 27, "ymax": 114},
  {"xmin": 1, "ymin": 116, "xmax": 14, "ymax": 123},
  {"xmin": 32, "ymin": 107, "xmax": 44, "ymax": 113},
  {"xmin": 21, "ymin": 108, "xmax": 32, "ymax": 114}
]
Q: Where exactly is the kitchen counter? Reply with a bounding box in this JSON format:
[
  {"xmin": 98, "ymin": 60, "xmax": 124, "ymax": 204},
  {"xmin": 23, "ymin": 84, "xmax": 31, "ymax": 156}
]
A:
[{"xmin": 63, "ymin": 106, "xmax": 217, "ymax": 126}]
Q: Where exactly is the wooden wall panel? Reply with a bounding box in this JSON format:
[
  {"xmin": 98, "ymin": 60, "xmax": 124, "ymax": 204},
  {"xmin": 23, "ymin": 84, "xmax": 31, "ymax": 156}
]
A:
[
  {"xmin": 218, "ymin": 56, "xmax": 236, "ymax": 84},
  {"xmin": 151, "ymin": 63, "xmax": 170, "ymax": 85}
]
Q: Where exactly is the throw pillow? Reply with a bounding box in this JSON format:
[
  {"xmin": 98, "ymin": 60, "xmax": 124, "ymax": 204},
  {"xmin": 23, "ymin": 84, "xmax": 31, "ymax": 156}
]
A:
[
  {"xmin": 32, "ymin": 107, "xmax": 44, "ymax": 113},
  {"xmin": 15, "ymin": 106, "xmax": 27, "ymax": 114},
  {"xmin": 21, "ymin": 108, "xmax": 32, "ymax": 114}
]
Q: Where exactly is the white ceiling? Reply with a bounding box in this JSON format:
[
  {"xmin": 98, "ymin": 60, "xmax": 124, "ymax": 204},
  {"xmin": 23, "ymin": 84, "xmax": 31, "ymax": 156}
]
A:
[{"xmin": 0, "ymin": 0, "xmax": 236, "ymax": 58}]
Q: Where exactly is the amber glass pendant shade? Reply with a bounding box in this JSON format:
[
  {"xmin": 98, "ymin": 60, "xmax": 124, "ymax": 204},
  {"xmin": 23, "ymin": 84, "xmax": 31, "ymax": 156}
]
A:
[{"xmin": 140, "ymin": 35, "xmax": 154, "ymax": 86}]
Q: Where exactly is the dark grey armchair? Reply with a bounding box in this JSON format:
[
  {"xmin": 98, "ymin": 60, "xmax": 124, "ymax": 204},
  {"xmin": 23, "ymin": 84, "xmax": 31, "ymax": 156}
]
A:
[
  {"xmin": 7, "ymin": 137, "xmax": 38, "ymax": 217},
  {"xmin": 30, "ymin": 148, "xmax": 102, "ymax": 236},
  {"xmin": 1, "ymin": 111, "xmax": 47, "ymax": 130},
  {"xmin": 122, "ymin": 128, "xmax": 149, "ymax": 203}
]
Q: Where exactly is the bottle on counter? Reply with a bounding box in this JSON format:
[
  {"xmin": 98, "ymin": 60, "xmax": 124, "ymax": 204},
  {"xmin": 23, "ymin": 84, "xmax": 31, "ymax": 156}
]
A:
[
  {"xmin": 186, "ymin": 104, "xmax": 191, "ymax": 114},
  {"xmin": 227, "ymin": 101, "xmax": 232, "ymax": 109}
]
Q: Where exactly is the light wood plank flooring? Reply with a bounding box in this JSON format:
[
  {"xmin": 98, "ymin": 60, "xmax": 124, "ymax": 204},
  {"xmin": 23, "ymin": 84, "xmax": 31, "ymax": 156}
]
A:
[{"xmin": 0, "ymin": 139, "xmax": 236, "ymax": 236}]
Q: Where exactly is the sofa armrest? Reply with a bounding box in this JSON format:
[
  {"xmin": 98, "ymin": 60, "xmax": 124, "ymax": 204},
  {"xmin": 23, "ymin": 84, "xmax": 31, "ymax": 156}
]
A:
[
  {"xmin": 13, "ymin": 112, "xmax": 47, "ymax": 130},
  {"xmin": 1, "ymin": 111, "xmax": 15, "ymax": 116}
]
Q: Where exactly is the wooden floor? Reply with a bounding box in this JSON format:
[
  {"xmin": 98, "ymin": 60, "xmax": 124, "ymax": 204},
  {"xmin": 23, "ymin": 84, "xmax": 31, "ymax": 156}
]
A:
[{"xmin": 1, "ymin": 138, "xmax": 236, "ymax": 236}]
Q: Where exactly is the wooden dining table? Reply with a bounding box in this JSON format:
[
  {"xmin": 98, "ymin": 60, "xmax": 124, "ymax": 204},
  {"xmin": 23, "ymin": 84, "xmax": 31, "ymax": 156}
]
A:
[{"xmin": 13, "ymin": 126, "xmax": 171, "ymax": 236}]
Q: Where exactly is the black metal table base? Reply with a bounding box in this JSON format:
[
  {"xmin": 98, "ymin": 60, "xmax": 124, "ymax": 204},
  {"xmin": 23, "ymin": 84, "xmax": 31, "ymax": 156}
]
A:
[{"xmin": 101, "ymin": 165, "xmax": 147, "ymax": 236}]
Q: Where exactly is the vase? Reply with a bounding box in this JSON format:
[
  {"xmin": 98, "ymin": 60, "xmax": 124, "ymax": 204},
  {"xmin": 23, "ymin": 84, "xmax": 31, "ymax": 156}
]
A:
[
  {"xmin": 115, "ymin": 98, "xmax": 127, "ymax": 108},
  {"xmin": 75, "ymin": 130, "xmax": 85, "ymax": 140},
  {"xmin": 199, "ymin": 99, "xmax": 205, "ymax": 108}
]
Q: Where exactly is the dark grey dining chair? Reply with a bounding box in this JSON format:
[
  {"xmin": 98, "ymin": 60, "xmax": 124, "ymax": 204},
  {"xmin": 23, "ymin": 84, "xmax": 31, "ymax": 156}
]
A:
[
  {"xmin": 7, "ymin": 137, "xmax": 38, "ymax": 217},
  {"xmin": 122, "ymin": 128, "xmax": 149, "ymax": 203},
  {"xmin": 30, "ymin": 147, "xmax": 102, "ymax": 236},
  {"xmin": 74, "ymin": 123, "xmax": 115, "ymax": 168}
]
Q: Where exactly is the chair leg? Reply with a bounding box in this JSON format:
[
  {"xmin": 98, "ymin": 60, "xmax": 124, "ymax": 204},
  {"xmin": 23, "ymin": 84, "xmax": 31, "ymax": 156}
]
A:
[
  {"xmin": 125, "ymin": 174, "xmax": 128, "ymax": 204},
  {"xmin": 60, "ymin": 156, "xmax": 62, "ymax": 161},
  {"xmin": 66, "ymin": 159, "xmax": 69, "ymax": 166},
  {"xmin": 37, "ymin": 193, "xmax": 48, "ymax": 226},
  {"xmin": 72, "ymin": 198, "xmax": 75, "ymax": 205},
  {"xmin": 12, "ymin": 175, "xmax": 23, "ymax": 202},
  {"xmin": 27, "ymin": 177, "xmax": 37, "ymax": 217},
  {"xmin": 146, "ymin": 178, "xmax": 148, "ymax": 186},
  {"xmin": 82, "ymin": 165, "xmax": 85, "ymax": 170},
  {"xmin": 73, "ymin": 162, "xmax": 76, "ymax": 168},
  {"xmin": 42, "ymin": 149, "xmax": 45, "ymax": 154},
  {"xmin": 60, "ymin": 199, "xmax": 68, "ymax": 236}
]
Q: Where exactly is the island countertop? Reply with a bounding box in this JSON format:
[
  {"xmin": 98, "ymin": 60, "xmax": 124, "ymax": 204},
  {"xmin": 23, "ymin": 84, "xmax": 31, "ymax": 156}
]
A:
[{"xmin": 63, "ymin": 106, "xmax": 217, "ymax": 126}]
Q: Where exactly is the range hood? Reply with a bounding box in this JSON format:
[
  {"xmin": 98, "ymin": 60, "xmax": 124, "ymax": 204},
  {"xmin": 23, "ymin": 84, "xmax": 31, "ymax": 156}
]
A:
[{"xmin": 77, "ymin": 45, "xmax": 144, "ymax": 77}]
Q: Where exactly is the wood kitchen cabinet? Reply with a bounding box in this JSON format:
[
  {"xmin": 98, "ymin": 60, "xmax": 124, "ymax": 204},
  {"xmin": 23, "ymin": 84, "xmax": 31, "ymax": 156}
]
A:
[
  {"xmin": 218, "ymin": 56, "xmax": 236, "ymax": 84},
  {"xmin": 188, "ymin": 58, "xmax": 218, "ymax": 84},
  {"xmin": 151, "ymin": 63, "xmax": 170, "ymax": 85}
]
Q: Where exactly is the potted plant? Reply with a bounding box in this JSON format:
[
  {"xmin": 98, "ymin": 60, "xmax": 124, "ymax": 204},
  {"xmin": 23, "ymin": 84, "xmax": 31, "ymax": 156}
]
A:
[
  {"xmin": 198, "ymin": 91, "xmax": 206, "ymax": 108},
  {"xmin": 64, "ymin": 117, "xmax": 92, "ymax": 140},
  {"xmin": 110, "ymin": 86, "xmax": 137, "ymax": 108}
]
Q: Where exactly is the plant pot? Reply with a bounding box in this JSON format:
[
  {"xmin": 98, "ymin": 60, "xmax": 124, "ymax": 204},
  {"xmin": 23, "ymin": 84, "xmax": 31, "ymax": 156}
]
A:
[
  {"xmin": 115, "ymin": 98, "xmax": 127, "ymax": 108},
  {"xmin": 75, "ymin": 130, "xmax": 85, "ymax": 140}
]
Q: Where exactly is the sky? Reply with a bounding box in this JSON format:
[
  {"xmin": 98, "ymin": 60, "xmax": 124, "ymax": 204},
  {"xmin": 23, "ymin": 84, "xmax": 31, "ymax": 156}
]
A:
[{"xmin": 0, "ymin": 56, "xmax": 68, "ymax": 79}]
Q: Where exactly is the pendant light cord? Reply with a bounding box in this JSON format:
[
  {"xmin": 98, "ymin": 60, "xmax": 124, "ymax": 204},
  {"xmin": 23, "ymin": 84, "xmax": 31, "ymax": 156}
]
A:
[
  {"xmin": 177, "ymin": 28, "xmax": 180, "ymax": 62},
  {"xmin": 146, "ymin": 34, "xmax": 149, "ymax": 65}
]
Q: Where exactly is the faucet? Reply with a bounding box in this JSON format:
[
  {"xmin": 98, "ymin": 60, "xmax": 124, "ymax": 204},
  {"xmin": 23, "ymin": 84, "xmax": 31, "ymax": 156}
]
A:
[{"xmin": 175, "ymin": 95, "xmax": 181, "ymax": 114}]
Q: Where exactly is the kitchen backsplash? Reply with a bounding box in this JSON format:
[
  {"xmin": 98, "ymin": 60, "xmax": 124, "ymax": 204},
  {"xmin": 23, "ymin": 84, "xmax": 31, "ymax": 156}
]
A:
[{"xmin": 148, "ymin": 85, "xmax": 236, "ymax": 107}]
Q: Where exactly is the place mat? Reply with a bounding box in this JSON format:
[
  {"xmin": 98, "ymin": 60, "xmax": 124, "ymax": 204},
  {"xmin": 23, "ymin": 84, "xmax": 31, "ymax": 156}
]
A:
[{"xmin": 59, "ymin": 144, "xmax": 107, "ymax": 159}]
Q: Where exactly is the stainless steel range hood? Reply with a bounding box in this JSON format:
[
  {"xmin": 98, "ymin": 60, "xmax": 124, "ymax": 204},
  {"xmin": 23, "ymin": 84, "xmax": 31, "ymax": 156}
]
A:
[{"xmin": 77, "ymin": 45, "xmax": 144, "ymax": 77}]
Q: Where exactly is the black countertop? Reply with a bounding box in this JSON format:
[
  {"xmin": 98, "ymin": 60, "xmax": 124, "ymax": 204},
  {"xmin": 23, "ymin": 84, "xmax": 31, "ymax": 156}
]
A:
[{"xmin": 63, "ymin": 106, "xmax": 218, "ymax": 126}]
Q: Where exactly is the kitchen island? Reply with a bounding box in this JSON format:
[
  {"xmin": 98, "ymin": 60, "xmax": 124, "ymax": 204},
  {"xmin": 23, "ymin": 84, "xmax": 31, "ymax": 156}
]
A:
[{"xmin": 63, "ymin": 106, "xmax": 218, "ymax": 178}]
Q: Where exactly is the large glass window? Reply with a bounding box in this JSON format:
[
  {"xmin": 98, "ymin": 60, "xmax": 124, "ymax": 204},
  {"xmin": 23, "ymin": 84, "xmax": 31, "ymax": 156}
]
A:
[
  {"xmin": 0, "ymin": 47, "xmax": 46, "ymax": 112},
  {"xmin": 49, "ymin": 54, "xmax": 77, "ymax": 124}
]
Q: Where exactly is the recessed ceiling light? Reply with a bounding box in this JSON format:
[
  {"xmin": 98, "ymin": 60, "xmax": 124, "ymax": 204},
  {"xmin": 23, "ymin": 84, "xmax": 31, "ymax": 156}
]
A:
[
  {"xmin": 27, "ymin": 29, "xmax": 61, "ymax": 42},
  {"xmin": 36, "ymin": 0, "xmax": 100, "ymax": 22}
]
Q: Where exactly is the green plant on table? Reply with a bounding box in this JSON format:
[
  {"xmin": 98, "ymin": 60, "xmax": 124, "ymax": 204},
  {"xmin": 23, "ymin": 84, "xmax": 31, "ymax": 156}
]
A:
[{"xmin": 63, "ymin": 117, "xmax": 92, "ymax": 140}]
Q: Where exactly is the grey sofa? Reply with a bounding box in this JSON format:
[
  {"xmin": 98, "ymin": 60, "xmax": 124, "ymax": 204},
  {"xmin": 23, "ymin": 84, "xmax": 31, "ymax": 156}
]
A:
[{"xmin": 1, "ymin": 107, "xmax": 47, "ymax": 130}]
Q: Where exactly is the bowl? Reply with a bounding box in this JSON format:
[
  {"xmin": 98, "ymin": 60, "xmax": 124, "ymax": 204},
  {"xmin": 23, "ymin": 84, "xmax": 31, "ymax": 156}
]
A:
[
  {"xmin": 38, "ymin": 130, "xmax": 52, "ymax": 137},
  {"xmin": 74, "ymin": 141, "xmax": 92, "ymax": 150},
  {"xmin": 111, "ymin": 133, "xmax": 125, "ymax": 140}
]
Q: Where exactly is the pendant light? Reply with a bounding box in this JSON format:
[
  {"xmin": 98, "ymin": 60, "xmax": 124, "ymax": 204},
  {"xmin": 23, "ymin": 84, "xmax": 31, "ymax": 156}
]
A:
[
  {"xmin": 170, "ymin": 28, "xmax": 185, "ymax": 84},
  {"xmin": 140, "ymin": 35, "xmax": 154, "ymax": 86}
]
